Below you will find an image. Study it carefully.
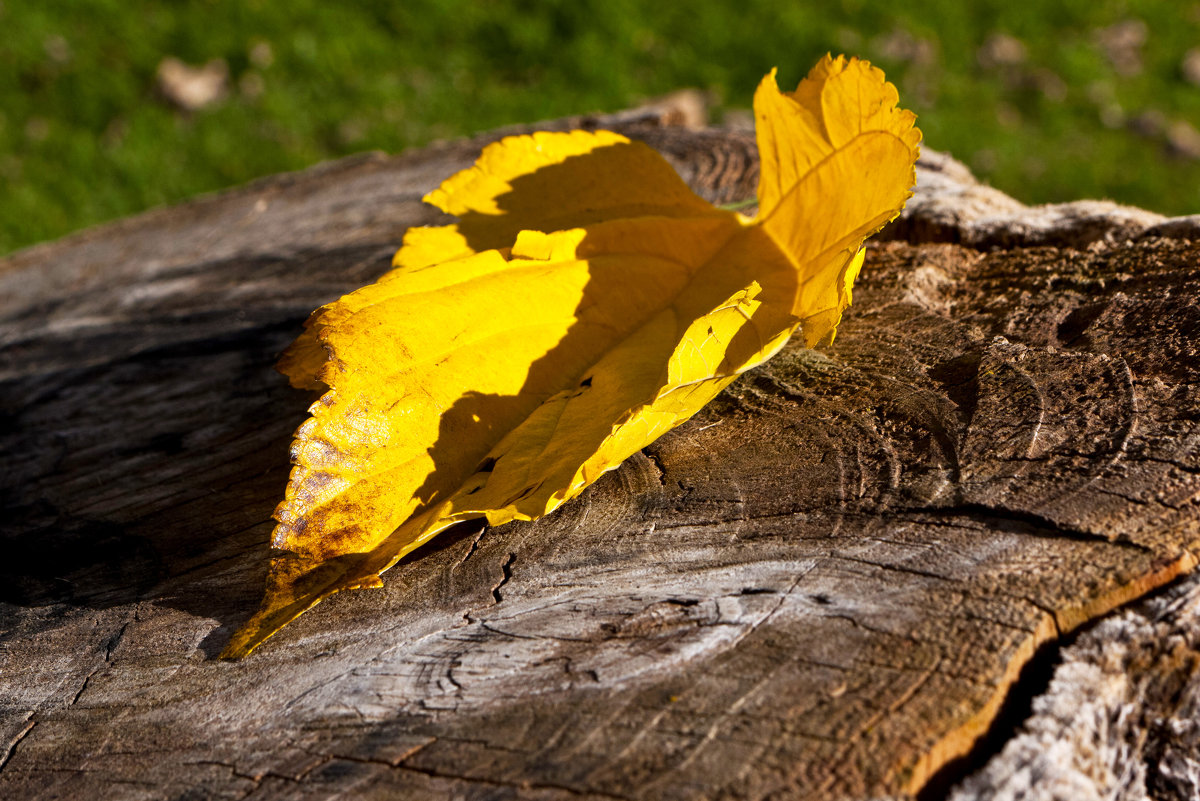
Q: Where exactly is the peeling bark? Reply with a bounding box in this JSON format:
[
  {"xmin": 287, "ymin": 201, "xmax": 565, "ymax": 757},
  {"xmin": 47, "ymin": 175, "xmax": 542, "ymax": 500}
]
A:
[{"xmin": 949, "ymin": 570, "xmax": 1200, "ymax": 801}]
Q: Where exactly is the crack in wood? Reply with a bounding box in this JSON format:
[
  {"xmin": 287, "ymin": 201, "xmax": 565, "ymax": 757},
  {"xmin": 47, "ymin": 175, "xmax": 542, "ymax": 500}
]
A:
[
  {"xmin": 6, "ymin": 121, "xmax": 1200, "ymax": 801},
  {"xmin": 0, "ymin": 718, "xmax": 34, "ymax": 775},
  {"xmin": 907, "ymin": 503, "xmax": 1152, "ymax": 551},
  {"xmin": 453, "ymin": 525, "xmax": 488, "ymax": 569},
  {"xmin": 491, "ymin": 552, "xmax": 517, "ymax": 604}
]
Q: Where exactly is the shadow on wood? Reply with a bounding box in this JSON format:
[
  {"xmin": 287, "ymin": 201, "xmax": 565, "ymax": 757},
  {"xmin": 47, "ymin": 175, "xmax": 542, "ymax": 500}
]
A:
[{"xmin": 3, "ymin": 111, "xmax": 1200, "ymax": 800}]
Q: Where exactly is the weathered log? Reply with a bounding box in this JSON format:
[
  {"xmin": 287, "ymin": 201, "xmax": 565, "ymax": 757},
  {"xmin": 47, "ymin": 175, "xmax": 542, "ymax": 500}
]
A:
[
  {"xmin": 3, "ymin": 105, "xmax": 1200, "ymax": 801},
  {"xmin": 950, "ymin": 569, "xmax": 1200, "ymax": 801}
]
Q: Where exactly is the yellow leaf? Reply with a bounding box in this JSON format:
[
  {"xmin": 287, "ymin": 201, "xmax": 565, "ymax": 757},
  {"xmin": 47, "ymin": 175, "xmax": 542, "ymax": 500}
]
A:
[{"xmin": 221, "ymin": 54, "xmax": 920, "ymax": 658}]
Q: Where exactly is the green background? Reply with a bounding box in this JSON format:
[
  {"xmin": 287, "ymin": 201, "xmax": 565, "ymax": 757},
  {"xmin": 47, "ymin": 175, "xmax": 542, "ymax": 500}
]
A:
[{"xmin": 4, "ymin": 0, "xmax": 1198, "ymax": 255}]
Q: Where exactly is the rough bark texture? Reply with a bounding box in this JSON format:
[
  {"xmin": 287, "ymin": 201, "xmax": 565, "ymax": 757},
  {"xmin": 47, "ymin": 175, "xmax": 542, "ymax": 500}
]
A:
[
  {"xmin": 4, "ymin": 105, "xmax": 1200, "ymax": 801},
  {"xmin": 949, "ymin": 569, "xmax": 1200, "ymax": 801}
]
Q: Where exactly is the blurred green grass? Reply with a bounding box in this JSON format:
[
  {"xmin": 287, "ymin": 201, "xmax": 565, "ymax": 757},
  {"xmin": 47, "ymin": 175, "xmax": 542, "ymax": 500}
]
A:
[{"xmin": 3, "ymin": 0, "xmax": 1199, "ymax": 254}]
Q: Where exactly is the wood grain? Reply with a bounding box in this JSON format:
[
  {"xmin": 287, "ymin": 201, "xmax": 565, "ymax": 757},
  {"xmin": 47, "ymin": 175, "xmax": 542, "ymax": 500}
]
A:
[{"xmin": 3, "ymin": 112, "xmax": 1200, "ymax": 800}]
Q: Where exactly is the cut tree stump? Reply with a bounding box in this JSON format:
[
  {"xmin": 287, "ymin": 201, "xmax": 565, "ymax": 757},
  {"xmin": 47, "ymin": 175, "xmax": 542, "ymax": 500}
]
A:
[{"xmin": 4, "ymin": 104, "xmax": 1200, "ymax": 801}]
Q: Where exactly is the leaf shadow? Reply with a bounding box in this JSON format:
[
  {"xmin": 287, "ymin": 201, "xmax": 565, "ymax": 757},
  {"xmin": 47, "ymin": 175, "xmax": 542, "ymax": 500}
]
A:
[
  {"xmin": 217, "ymin": 140, "xmax": 798, "ymax": 651},
  {"xmin": 0, "ymin": 245, "xmax": 404, "ymax": 643},
  {"xmin": 404, "ymin": 142, "xmax": 791, "ymax": 559},
  {"xmin": 0, "ymin": 139, "xmax": 780, "ymax": 657}
]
